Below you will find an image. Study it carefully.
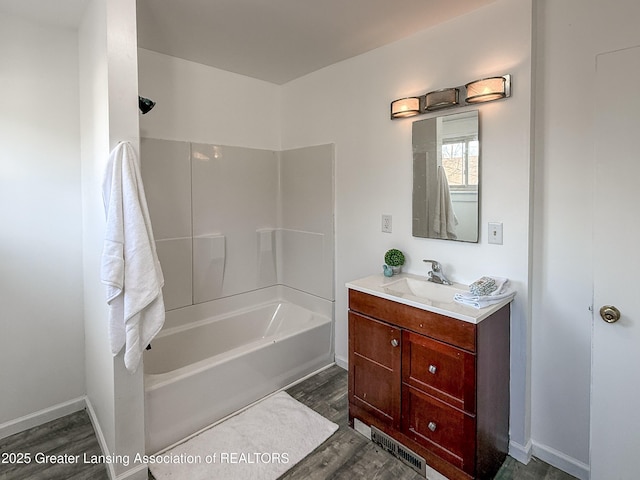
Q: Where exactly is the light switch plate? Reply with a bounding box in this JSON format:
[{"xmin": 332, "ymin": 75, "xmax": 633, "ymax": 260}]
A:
[
  {"xmin": 488, "ymin": 222, "xmax": 503, "ymax": 244},
  {"xmin": 382, "ymin": 215, "xmax": 392, "ymax": 233}
]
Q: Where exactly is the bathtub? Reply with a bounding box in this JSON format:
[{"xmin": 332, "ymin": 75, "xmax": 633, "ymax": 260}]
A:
[{"xmin": 144, "ymin": 288, "xmax": 333, "ymax": 454}]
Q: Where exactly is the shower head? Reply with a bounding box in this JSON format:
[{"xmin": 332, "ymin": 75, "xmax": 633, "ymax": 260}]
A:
[{"xmin": 138, "ymin": 96, "xmax": 156, "ymax": 114}]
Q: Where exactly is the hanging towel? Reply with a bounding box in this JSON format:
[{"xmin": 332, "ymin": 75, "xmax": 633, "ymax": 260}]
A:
[
  {"xmin": 101, "ymin": 141, "xmax": 165, "ymax": 373},
  {"xmin": 433, "ymin": 166, "xmax": 458, "ymax": 240}
]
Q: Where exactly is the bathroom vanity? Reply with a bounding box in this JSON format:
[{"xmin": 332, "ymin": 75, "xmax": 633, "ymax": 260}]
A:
[{"xmin": 346, "ymin": 274, "xmax": 511, "ymax": 480}]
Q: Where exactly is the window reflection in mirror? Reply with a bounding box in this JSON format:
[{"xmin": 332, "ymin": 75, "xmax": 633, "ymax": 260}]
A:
[{"xmin": 412, "ymin": 110, "xmax": 479, "ymax": 242}]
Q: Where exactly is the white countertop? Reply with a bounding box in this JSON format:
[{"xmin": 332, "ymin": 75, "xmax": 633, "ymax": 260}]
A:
[{"xmin": 346, "ymin": 273, "xmax": 513, "ymax": 324}]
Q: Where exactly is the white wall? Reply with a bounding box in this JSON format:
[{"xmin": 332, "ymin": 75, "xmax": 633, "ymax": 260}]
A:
[
  {"xmin": 138, "ymin": 49, "xmax": 281, "ymax": 150},
  {"xmin": 532, "ymin": 0, "xmax": 640, "ymax": 477},
  {"xmin": 281, "ymin": 0, "xmax": 533, "ymax": 454},
  {"xmin": 79, "ymin": 0, "xmax": 115, "ymax": 455},
  {"xmin": 79, "ymin": 0, "xmax": 147, "ymax": 478},
  {"xmin": 0, "ymin": 11, "xmax": 85, "ymax": 427}
]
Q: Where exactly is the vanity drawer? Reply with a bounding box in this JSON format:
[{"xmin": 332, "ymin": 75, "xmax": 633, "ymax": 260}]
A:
[
  {"xmin": 348, "ymin": 289, "xmax": 476, "ymax": 352},
  {"xmin": 402, "ymin": 331, "xmax": 476, "ymax": 413},
  {"xmin": 402, "ymin": 385, "xmax": 476, "ymax": 473}
]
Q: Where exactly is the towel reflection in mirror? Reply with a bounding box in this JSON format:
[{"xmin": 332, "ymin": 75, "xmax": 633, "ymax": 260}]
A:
[{"xmin": 433, "ymin": 166, "xmax": 458, "ymax": 239}]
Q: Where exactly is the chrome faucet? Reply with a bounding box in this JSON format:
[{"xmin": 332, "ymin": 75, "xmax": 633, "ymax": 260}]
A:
[{"xmin": 423, "ymin": 260, "xmax": 453, "ymax": 285}]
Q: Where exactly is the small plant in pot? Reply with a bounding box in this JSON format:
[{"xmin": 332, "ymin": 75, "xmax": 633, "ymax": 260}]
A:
[{"xmin": 384, "ymin": 248, "xmax": 405, "ymax": 275}]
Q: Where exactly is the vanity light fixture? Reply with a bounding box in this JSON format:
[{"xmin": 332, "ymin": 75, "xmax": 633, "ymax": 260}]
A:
[
  {"xmin": 390, "ymin": 74, "xmax": 511, "ymax": 119},
  {"xmin": 425, "ymin": 88, "xmax": 459, "ymax": 111},
  {"xmin": 390, "ymin": 97, "xmax": 421, "ymax": 119},
  {"xmin": 465, "ymin": 75, "xmax": 511, "ymax": 104}
]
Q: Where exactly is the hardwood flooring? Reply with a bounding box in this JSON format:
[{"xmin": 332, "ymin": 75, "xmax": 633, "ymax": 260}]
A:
[
  {"xmin": 0, "ymin": 410, "xmax": 108, "ymax": 480},
  {"xmin": 1, "ymin": 364, "xmax": 577, "ymax": 480},
  {"xmin": 280, "ymin": 365, "xmax": 577, "ymax": 480}
]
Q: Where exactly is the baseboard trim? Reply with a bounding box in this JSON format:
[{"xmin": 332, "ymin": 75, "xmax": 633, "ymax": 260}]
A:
[
  {"xmin": 532, "ymin": 440, "xmax": 590, "ymax": 480},
  {"xmin": 0, "ymin": 396, "xmax": 86, "ymax": 440},
  {"xmin": 84, "ymin": 398, "xmax": 150, "ymax": 480},
  {"xmin": 115, "ymin": 463, "xmax": 149, "ymax": 480},
  {"xmin": 85, "ymin": 397, "xmax": 118, "ymax": 480},
  {"xmin": 1, "ymin": 396, "xmax": 148, "ymax": 480},
  {"xmin": 509, "ymin": 439, "xmax": 532, "ymax": 465},
  {"xmin": 334, "ymin": 354, "xmax": 348, "ymax": 370}
]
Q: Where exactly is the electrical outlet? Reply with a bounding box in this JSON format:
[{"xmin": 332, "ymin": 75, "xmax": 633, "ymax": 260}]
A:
[
  {"xmin": 488, "ymin": 222, "xmax": 503, "ymax": 245},
  {"xmin": 382, "ymin": 215, "xmax": 392, "ymax": 233}
]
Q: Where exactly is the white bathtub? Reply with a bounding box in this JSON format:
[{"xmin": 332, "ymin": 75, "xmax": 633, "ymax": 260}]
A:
[{"xmin": 144, "ymin": 290, "xmax": 333, "ymax": 454}]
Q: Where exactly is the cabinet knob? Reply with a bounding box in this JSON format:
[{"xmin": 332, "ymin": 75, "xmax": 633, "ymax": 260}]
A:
[
  {"xmin": 428, "ymin": 364, "xmax": 437, "ymax": 374},
  {"xmin": 391, "ymin": 338, "xmax": 399, "ymax": 347},
  {"xmin": 428, "ymin": 422, "xmax": 437, "ymax": 432}
]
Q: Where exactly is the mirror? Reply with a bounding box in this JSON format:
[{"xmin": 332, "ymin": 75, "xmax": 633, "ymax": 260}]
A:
[{"xmin": 412, "ymin": 110, "xmax": 479, "ymax": 242}]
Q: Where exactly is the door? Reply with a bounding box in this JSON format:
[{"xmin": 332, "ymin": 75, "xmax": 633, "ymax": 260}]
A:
[
  {"xmin": 591, "ymin": 45, "xmax": 640, "ymax": 479},
  {"xmin": 348, "ymin": 311, "xmax": 402, "ymax": 428}
]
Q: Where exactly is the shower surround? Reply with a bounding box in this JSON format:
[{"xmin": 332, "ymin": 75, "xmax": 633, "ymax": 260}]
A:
[
  {"xmin": 141, "ymin": 139, "xmax": 334, "ymax": 310},
  {"xmin": 139, "ymin": 138, "xmax": 335, "ymax": 452}
]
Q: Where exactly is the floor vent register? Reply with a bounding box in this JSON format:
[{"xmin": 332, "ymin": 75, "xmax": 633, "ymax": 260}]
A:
[{"xmin": 370, "ymin": 425, "xmax": 427, "ymax": 477}]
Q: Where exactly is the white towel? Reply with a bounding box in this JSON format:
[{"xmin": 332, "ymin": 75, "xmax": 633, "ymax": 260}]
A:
[
  {"xmin": 101, "ymin": 141, "xmax": 165, "ymax": 372},
  {"xmin": 454, "ymin": 289, "xmax": 515, "ymax": 309},
  {"xmin": 433, "ymin": 166, "xmax": 458, "ymax": 240},
  {"xmin": 454, "ymin": 277, "xmax": 515, "ymax": 309},
  {"xmin": 487, "ymin": 276, "xmax": 509, "ymax": 295}
]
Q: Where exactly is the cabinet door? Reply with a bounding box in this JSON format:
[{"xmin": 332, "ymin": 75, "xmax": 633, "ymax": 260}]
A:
[{"xmin": 349, "ymin": 311, "xmax": 401, "ymax": 427}]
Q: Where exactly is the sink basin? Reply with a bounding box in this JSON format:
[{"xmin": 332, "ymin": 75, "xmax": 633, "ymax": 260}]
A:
[
  {"xmin": 347, "ymin": 274, "xmax": 512, "ymax": 323},
  {"xmin": 381, "ymin": 277, "xmax": 465, "ymax": 304}
]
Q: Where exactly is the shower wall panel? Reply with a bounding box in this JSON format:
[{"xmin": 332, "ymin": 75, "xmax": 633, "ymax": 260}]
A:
[
  {"xmin": 191, "ymin": 143, "xmax": 279, "ymax": 301},
  {"xmin": 279, "ymin": 144, "xmax": 334, "ymax": 301},
  {"xmin": 141, "ymin": 138, "xmax": 334, "ymax": 309},
  {"xmin": 140, "ymin": 138, "xmax": 192, "ymax": 310}
]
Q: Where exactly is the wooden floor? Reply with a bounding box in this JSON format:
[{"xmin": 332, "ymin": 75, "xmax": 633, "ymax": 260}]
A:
[
  {"xmin": 0, "ymin": 409, "xmax": 108, "ymax": 480},
  {"xmin": 1, "ymin": 364, "xmax": 577, "ymax": 480},
  {"xmin": 280, "ymin": 365, "xmax": 577, "ymax": 480}
]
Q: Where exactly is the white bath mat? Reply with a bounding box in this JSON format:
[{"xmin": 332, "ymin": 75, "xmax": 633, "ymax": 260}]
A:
[{"xmin": 149, "ymin": 391, "xmax": 338, "ymax": 480}]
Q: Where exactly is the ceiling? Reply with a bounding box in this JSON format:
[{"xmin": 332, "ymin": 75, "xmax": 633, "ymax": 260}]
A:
[
  {"xmin": 136, "ymin": 0, "xmax": 496, "ymax": 85},
  {"xmin": 0, "ymin": 0, "xmax": 496, "ymax": 85}
]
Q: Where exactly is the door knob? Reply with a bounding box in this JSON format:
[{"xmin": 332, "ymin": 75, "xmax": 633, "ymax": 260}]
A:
[
  {"xmin": 391, "ymin": 339, "xmax": 399, "ymax": 347},
  {"xmin": 599, "ymin": 305, "xmax": 621, "ymax": 323}
]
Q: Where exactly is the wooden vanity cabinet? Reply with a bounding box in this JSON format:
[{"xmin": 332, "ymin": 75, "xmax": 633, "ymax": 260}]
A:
[{"xmin": 348, "ymin": 289, "xmax": 510, "ymax": 480}]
